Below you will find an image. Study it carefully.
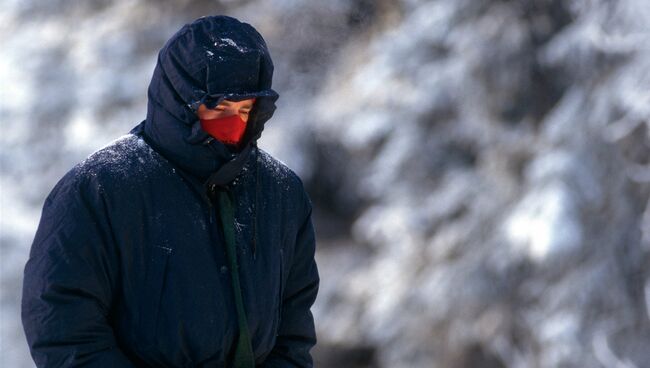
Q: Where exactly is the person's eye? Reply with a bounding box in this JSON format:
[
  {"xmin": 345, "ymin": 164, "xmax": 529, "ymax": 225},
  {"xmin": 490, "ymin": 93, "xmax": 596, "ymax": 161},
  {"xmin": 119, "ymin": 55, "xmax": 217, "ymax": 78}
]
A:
[{"xmin": 241, "ymin": 111, "xmax": 250, "ymax": 115}]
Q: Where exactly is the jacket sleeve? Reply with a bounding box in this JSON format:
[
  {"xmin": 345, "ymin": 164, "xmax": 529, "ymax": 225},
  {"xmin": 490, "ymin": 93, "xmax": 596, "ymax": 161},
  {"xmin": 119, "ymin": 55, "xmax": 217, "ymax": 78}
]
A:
[
  {"xmin": 21, "ymin": 173, "xmax": 136, "ymax": 367},
  {"xmin": 261, "ymin": 193, "xmax": 320, "ymax": 368}
]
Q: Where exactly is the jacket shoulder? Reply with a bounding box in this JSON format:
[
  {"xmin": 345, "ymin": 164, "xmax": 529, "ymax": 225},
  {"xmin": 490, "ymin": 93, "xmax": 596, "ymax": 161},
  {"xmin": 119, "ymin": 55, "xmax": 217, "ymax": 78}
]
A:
[
  {"xmin": 75, "ymin": 134, "xmax": 164, "ymax": 179},
  {"xmin": 254, "ymin": 148, "xmax": 313, "ymax": 218},
  {"xmin": 47, "ymin": 134, "xmax": 167, "ymax": 203},
  {"xmin": 256, "ymin": 148, "xmax": 305, "ymax": 191}
]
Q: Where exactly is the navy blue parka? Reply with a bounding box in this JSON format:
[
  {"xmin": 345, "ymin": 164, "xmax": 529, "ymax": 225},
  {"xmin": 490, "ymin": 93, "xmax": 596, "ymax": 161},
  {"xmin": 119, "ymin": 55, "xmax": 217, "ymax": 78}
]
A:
[{"xmin": 21, "ymin": 16, "xmax": 319, "ymax": 367}]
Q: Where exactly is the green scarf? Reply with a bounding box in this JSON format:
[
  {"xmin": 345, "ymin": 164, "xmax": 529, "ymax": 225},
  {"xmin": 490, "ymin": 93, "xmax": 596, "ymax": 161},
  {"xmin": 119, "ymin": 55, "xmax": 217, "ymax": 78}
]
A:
[{"xmin": 218, "ymin": 190, "xmax": 255, "ymax": 368}]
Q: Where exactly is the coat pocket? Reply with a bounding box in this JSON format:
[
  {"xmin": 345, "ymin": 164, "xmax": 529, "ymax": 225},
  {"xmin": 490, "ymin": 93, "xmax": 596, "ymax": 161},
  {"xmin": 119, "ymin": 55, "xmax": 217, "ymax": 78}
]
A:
[{"xmin": 139, "ymin": 245, "xmax": 172, "ymax": 349}]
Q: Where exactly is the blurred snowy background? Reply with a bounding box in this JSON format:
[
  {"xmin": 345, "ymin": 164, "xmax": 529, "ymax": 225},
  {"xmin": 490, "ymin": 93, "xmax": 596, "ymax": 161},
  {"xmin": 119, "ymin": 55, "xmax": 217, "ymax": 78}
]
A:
[{"xmin": 2, "ymin": 0, "xmax": 650, "ymax": 367}]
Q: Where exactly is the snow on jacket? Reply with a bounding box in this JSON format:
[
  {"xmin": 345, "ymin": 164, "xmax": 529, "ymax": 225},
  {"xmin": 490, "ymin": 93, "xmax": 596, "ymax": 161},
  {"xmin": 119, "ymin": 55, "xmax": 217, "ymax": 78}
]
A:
[{"xmin": 21, "ymin": 15, "xmax": 319, "ymax": 367}]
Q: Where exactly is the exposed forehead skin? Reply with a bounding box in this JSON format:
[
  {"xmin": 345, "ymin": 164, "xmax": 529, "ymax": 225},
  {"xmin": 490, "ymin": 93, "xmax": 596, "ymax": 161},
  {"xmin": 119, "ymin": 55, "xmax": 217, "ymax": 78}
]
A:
[
  {"xmin": 220, "ymin": 98, "xmax": 255, "ymax": 104},
  {"xmin": 206, "ymin": 98, "xmax": 256, "ymax": 113}
]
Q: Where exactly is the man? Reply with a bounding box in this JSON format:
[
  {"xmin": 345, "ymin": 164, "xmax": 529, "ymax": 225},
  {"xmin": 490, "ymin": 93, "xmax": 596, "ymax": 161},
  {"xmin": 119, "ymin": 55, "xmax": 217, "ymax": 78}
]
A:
[{"xmin": 21, "ymin": 15, "xmax": 319, "ymax": 367}]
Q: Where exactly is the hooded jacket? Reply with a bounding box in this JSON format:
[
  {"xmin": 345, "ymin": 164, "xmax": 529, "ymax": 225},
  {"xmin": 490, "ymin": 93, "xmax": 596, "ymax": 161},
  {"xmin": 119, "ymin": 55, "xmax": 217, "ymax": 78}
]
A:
[{"xmin": 21, "ymin": 16, "xmax": 319, "ymax": 367}]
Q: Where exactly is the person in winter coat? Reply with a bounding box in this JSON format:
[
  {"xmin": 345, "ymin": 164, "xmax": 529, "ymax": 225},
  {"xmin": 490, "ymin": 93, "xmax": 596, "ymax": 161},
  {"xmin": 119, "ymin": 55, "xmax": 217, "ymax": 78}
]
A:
[{"xmin": 21, "ymin": 15, "xmax": 319, "ymax": 368}]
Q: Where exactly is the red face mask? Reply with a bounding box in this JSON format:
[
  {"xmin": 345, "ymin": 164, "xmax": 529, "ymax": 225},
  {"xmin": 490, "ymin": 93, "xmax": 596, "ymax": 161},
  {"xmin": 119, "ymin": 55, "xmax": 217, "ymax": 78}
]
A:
[{"xmin": 200, "ymin": 114, "xmax": 247, "ymax": 145}]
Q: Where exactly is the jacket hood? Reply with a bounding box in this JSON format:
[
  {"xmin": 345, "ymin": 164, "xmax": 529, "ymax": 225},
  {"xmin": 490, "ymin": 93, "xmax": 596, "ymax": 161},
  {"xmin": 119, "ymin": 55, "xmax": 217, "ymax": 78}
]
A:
[{"xmin": 142, "ymin": 15, "xmax": 279, "ymax": 182}]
